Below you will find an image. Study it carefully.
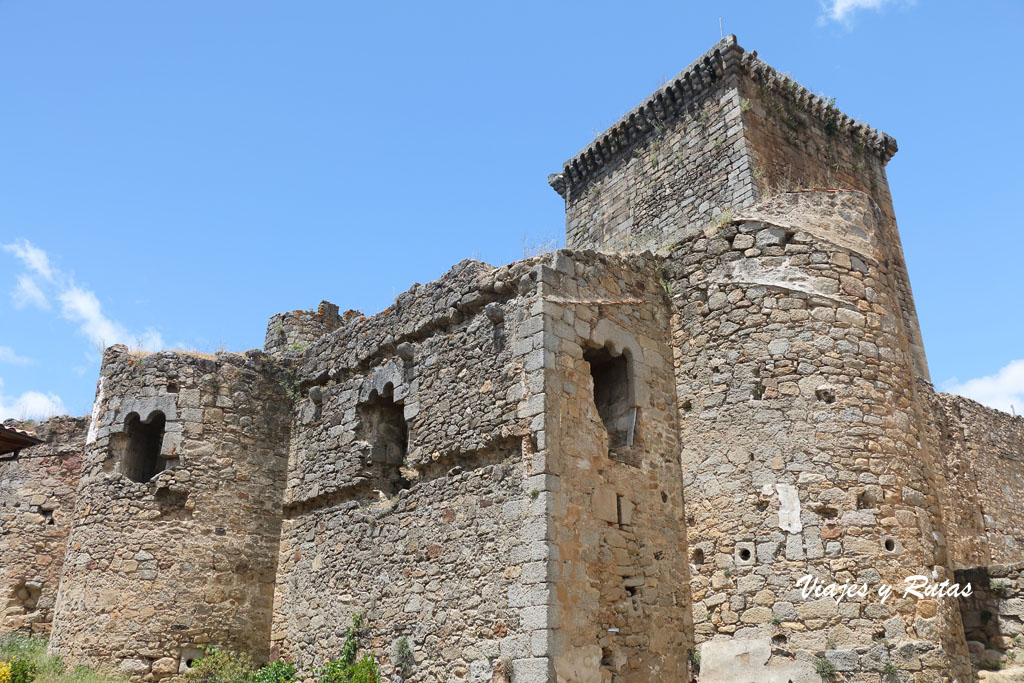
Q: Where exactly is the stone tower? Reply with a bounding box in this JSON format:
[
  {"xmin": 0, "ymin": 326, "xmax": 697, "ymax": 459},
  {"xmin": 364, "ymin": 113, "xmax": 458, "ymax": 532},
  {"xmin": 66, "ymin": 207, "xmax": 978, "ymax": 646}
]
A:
[
  {"xmin": 548, "ymin": 34, "xmax": 927, "ymax": 383},
  {"xmin": 49, "ymin": 346, "xmax": 292, "ymax": 673},
  {"xmin": 549, "ymin": 35, "xmax": 969, "ymax": 680}
]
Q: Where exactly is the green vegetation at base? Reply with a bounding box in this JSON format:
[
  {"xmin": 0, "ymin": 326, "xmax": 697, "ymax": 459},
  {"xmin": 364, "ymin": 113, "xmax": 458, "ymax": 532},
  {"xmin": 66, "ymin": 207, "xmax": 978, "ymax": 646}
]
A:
[{"xmin": 0, "ymin": 635, "xmax": 126, "ymax": 683}]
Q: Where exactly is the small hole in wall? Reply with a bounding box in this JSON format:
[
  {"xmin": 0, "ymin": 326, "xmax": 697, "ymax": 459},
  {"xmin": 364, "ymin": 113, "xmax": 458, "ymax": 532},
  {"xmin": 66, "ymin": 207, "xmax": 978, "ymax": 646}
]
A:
[
  {"xmin": 771, "ymin": 633, "xmax": 787, "ymax": 646},
  {"xmin": 815, "ymin": 505, "xmax": 839, "ymax": 519},
  {"xmin": 625, "ymin": 585, "xmax": 637, "ymax": 597},
  {"xmin": 783, "ymin": 231, "xmax": 795, "ymax": 247},
  {"xmin": 739, "ymin": 548, "xmax": 751, "ymax": 562},
  {"xmin": 681, "ymin": 399, "xmax": 692, "ymax": 412},
  {"xmin": 166, "ymin": 382, "xmax": 179, "ymax": 394},
  {"xmin": 752, "ymin": 382, "xmax": 765, "ymax": 400},
  {"xmin": 601, "ymin": 647, "xmax": 614, "ymax": 668},
  {"xmin": 815, "ymin": 385, "xmax": 836, "ymax": 404},
  {"xmin": 693, "ymin": 549, "xmax": 705, "ymax": 565},
  {"xmin": 884, "ymin": 538, "xmax": 896, "ymax": 552},
  {"xmin": 41, "ymin": 509, "xmax": 55, "ymax": 525},
  {"xmin": 185, "ymin": 660, "xmax": 195, "ymax": 668},
  {"xmin": 661, "ymin": 491, "xmax": 668, "ymax": 503}
]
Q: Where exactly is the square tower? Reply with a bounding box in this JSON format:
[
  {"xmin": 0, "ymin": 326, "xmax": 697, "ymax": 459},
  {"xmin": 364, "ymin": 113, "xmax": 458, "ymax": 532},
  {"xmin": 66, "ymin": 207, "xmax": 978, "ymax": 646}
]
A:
[{"xmin": 549, "ymin": 35, "xmax": 928, "ymax": 381}]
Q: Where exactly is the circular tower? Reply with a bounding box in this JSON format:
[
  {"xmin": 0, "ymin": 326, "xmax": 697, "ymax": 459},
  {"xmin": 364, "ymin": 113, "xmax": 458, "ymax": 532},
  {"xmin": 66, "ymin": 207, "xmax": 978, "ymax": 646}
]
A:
[
  {"xmin": 50, "ymin": 345, "xmax": 292, "ymax": 678},
  {"xmin": 666, "ymin": 191, "xmax": 970, "ymax": 681}
]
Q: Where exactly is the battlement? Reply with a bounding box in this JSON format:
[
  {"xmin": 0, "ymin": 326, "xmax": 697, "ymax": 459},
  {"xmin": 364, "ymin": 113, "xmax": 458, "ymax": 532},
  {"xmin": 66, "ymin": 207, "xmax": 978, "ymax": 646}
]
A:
[{"xmin": 549, "ymin": 35, "xmax": 896, "ymax": 202}]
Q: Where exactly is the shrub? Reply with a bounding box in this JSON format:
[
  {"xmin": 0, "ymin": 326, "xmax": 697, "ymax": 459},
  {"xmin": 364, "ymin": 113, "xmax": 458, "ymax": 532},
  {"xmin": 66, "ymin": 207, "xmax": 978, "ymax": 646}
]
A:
[
  {"xmin": 318, "ymin": 656, "xmax": 378, "ymax": 683},
  {"xmin": 815, "ymin": 657, "xmax": 836, "ymax": 679},
  {"xmin": 0, "ymin": 662, "xmax": 11, "ymax": 683},
  {"xmin": 9, "ymin": 658, "xmax": 35, "ymax": 683},
  {"xmin": 183, "ymin": 648, "xmax": 255, "ymax": 683},
  {"xmin": 249, "ymin": 661, "xmax": 296, "ymax": 683}
]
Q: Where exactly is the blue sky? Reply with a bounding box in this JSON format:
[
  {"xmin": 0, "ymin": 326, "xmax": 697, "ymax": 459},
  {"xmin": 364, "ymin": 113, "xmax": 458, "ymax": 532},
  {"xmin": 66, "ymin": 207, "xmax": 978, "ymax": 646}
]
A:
[{"xmin": 2, "ymin": 0, "xmax": 1022, "ymax": 420}]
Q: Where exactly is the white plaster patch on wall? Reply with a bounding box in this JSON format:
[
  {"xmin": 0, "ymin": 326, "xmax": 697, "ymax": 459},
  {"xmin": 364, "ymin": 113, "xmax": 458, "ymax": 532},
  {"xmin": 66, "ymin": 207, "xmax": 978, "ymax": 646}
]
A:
[
  {"xmin": 721, "ymin": 258, "xmax": 843, "ymax": 304},
  {"xmin": 733, "ymin": 194, "xmax": 880, "ymax": 260},
  {"xmin": 698, "ymin": 638, "xmax": 819, "ymax": 683},
  {"xmin": 85, "ymin": 377, "xmax": 104, "ymax": 445},
  {"xmin": 776, "ymin": 483, "xmax": 802, "ymax": 533}
]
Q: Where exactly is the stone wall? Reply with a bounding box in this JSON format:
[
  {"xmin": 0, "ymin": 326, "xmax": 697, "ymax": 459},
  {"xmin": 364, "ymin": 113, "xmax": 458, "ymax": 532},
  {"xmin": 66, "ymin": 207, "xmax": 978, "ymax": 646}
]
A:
[
  {"xmin": 7, "ymin": 33, "xmax": 1021, "ymax": 683},
  {"xmin": 956, "ymin": 563, "xmax": 1024, "ymax": 673},
  {"xmin": 271, "ymin": 259, "xmax": 553, "ymax": 682},
  {"xmin": 540, "ymin": 251, "xmax": 693, "ymax": 681},
  {"xmin": 265, "ymin": 300, "xmax": 343, "ymax": 358},
  {"xmin": 934, "ymin": 394, "xmax": 1024, "ymax": 568},
  {"xmin": 49, "ymin": 346, "xmax": 292, "ymax": 678},
  {"xmin": 662, "ymin": 190, "xmax": 970, "ymax": 680},
  {"xmin": 0, "ymin": 417, "xmax": 86, "ymax": 635}
]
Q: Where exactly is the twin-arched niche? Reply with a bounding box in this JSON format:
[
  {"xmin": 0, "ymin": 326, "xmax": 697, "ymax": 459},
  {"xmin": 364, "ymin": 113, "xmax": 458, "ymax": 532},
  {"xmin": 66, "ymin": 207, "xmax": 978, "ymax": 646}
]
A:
[{"xmin": 111, "ymin": 411, "xmax": 167, "ymax": 483}]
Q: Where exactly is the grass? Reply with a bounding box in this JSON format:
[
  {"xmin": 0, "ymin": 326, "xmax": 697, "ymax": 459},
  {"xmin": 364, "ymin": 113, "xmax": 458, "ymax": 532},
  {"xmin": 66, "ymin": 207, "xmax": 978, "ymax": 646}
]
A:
[{"xmin": 0, "ymin": 635, "xmax": 126, "ymax": 683}]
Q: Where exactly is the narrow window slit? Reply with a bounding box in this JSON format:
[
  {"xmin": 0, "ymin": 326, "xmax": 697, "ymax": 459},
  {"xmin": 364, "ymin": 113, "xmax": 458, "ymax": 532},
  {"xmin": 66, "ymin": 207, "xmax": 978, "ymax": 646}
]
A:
[{"xmin": 584, "ymin": 346, "xmax": 633, "ymax": 448}]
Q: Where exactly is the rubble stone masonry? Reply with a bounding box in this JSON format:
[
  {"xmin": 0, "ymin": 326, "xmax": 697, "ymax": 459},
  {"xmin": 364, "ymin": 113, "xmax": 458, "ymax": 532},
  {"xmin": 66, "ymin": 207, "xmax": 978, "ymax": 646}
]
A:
[
  {"xmin": 3, "ymin": 34, "xmax": 1024, "ymax": 683},
  {"xmin": 0, "ymin": 417, "xmax": 85, "ymax": 635},
  {"xmin": 49, "ymin": 347, "xmax": 292, "ymax": 676}
]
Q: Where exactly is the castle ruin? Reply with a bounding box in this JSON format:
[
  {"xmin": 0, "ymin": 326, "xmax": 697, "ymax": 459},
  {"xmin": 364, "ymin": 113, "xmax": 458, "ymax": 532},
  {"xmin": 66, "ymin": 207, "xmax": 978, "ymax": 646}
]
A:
[{"xmin": 3, "ymin": 35, "xmax": 1024, "ymax": 683}]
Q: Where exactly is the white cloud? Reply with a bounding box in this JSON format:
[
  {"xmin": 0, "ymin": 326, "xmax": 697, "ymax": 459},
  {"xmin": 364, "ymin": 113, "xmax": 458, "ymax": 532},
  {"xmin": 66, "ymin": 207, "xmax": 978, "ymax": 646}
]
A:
[
  {"xmin": 821, "ymin": 0, "xmax": 907, "ymax": 24},
  {"xmin": 0, "ymin": 347, "xmax": 31, "ymax": 365},
  {"xmin": 11, "ymin": 274, "xmax": 49, "ymax": 310},
  {"xmin": 3, "ymin": 239, "xmax": 164, "ymax": 352},
  {"xmin": 943, "ymin": 359, "xmax": 1024, "ymax": 415},
  {"xmin": 3, "ymin": 239, "xmax": 56, "ymax": 282},
  {"xmin": 58, "ymin": 286, "xmax": 164, "ymax": 351},
  {"xmin": 0, "ymin": 378, "xmax": 65, "ymax": 421}
]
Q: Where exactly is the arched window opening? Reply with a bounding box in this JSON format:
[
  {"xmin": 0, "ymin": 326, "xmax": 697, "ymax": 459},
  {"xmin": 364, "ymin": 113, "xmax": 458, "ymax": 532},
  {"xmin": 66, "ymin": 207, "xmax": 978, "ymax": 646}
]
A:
[
  {"xmin": 119, "ymin": 411, "xmax": 167, "ymax": 483},
  {"xmin": 584, "ymin": 346, "xmax": 634, "ymax": 448},
  {"xmin": 357, "ymin": 384, "xmax": 411, "ymax": 497}
]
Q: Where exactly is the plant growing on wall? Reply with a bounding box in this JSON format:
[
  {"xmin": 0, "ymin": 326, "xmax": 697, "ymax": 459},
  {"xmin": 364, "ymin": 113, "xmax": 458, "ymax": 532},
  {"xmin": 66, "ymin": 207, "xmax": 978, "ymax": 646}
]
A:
[
  {"xmin": 390, "ymin": 637, "xmax": 415, "ymax": 678},
  {"xmin": 317, "ymin": 614, "xmax": 380, "ymax": 683}
]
